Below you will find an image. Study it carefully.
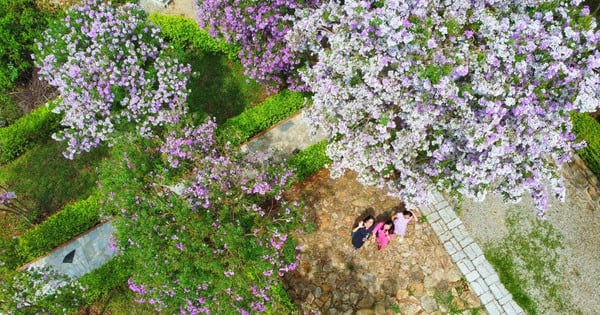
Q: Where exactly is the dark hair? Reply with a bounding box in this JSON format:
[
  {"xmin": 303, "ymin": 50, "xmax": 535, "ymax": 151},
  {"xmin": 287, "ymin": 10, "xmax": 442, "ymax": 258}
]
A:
[
  {"xmin": 363, "ymin": 215, "xmax": 375, "ymax": 223},
  {"xmin": 384, "ymin": 220, "xmax": 394, "ymax": 234},
  {"xmin": 403, "ymin": 210, "xmax": 413, "ymax": 217}
]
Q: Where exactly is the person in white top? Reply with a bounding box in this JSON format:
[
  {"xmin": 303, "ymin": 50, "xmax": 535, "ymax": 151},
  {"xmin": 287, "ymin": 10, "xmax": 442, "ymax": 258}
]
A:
[{"xmin": 392, "ymin": 210, "xmax": 414, "ymax": 240}]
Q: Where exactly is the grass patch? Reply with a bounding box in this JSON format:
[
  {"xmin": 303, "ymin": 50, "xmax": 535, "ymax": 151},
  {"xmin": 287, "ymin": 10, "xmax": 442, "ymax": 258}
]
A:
[
  {"xmin": 572, "ymin": 112, "xmax": 600, "ymax": 178},
  {"xmin": 484, "ymin": 208, "xmax": 577, "ymax": 315},
  {"xmin": 186, "ymin": 52, "xmax": 265, "ymax": 124},
  {"xmin": 0, "ymin": 138, "xmax": 107, "ymax": 219}
]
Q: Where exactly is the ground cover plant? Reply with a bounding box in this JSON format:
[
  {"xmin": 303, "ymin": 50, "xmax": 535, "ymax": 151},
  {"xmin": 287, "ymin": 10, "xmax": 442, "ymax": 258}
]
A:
[{"xmin": 98, "ymin": 120, "xmax": 301, "ymax": 314}]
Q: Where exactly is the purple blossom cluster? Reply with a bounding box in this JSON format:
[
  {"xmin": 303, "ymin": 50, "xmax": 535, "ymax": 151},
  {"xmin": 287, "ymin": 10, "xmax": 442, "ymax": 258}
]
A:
[
  {"xmin": 288, "ymin": 0, "xmax": 600, "ymax": 216},
  {"xmin": 0, "ymin": 191, "xmax": 16, "ymax": 205},
  {"xmin": 34, "ymin": 0, "xmax": 191, "ymax": 159},
  {"xmin": 196, "ymin": 0, "xmax": 320, "ymax": 90}
]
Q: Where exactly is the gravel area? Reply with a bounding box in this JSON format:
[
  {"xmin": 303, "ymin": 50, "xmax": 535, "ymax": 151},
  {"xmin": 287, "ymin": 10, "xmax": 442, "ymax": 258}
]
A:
[{"xmin": 460, "ymin": 160, "xmax": 600, "ymax": 314}]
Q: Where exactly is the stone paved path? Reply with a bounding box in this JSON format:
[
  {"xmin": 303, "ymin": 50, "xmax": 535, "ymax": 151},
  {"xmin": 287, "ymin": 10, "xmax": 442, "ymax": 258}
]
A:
[{"xmin": 284, "ymin": 170, "xmax": 484, "ymax": 314}]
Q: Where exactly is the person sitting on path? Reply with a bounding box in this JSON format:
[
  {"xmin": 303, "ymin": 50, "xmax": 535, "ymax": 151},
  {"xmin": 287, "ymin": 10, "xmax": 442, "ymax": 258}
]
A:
[
  {"xmin": 351, "ymin": 215, "xmax": 375, "ymax": 250},
  {"xmin": 372, "ymin": 220, "xmax": 394, "ymax": 250},
  {"xmin": 392, "ymin": 210, "xmax": 414, "ymax": 240}
]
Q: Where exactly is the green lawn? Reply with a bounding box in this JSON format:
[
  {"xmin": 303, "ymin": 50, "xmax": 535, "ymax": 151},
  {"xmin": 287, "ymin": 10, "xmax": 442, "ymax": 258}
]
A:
[
  {"xmin": 185, "ymin": 51, "xmax": 266, "ymax": 124},
  {"xmin": 0, "ymin": 138, "xmax": 107, "ymax": 222}
]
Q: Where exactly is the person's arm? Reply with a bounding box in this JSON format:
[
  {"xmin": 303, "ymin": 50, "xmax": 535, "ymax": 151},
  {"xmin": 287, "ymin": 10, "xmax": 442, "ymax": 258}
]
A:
[
  {"xmin": 372, "ymin": 223, "xmax": 380, "ymax": 237},
  {"xmin": 352, "ymin": 221, "xmax": 364, "ymax": 233}
]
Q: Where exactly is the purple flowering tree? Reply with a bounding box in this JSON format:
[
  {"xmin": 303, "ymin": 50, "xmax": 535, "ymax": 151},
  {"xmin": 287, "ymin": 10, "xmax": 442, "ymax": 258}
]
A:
[
  {"xmin": 34, "ymin": 0, "xmax": 190, "ymax": 159},
  {"xmin": 196, "ymin": 0, "xmax": 320, "ymax": 90},
  {"xmin": 101, "ymin": 119, "xmax": 300, "ymax": 314},
  {"xmin": 288, "ymin": 0, "xmax": 600, "ymax": 216}
]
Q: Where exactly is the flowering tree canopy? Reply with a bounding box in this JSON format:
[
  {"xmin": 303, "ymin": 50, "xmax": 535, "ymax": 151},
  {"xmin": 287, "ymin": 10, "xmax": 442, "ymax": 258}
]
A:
[
  {"xmin": 288, "ymin": 0, "xmax": 600, "ymax": 216},
  {"xmin": 35, "ymin": 0, "xmax": 190, "ymax": 159},
  {"xmin": 100, "ymin": 120, "xmax": 299, "ymax": 314},
  {"xmin": 195, "ymin": 0, "xmax": 320, "ymax": 90}
]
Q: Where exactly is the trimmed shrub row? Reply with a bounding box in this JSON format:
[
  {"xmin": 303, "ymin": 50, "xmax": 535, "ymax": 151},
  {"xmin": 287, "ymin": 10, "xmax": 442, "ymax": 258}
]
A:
[
  {"xmin": 16, "ymin": 194, "xmax": 100, "ymax": 264},
  {"xmin": 147, "ymin": 13, "xmax": 238, "ymax": 59},
  {"xmin": 287, "ymin": 140, "xmax": 330, "ymax": 181},
  {"xmin": 78, "ymin": 254, "xmax": 134, "ymax": 303},
  {"xmin": 217, "ymin": 90, "xmax": 310, "ymax": 146},
  {"xmin": 572, "ymin": 112, "xmax": 600, "ymax": 178},
  {"xmin": 0, "ymin": 100, "xmax": 61, "ymax": 164}
]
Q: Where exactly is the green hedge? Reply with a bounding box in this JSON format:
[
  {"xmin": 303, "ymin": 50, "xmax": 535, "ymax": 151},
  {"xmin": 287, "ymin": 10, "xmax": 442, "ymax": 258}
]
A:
[
  {"xmin": 0, "ymin": 100, "xmax": 61, "ymax": 164},
  {"xmin": 16, "ymin": 194, "xmax": 101, "ymax": 264},
  {"xmin": 147, "ymin": 13, "xmax": 238, "ymax": 59},
  {"xmin": 218, "ymin": 90, "xmax": 309, "ymax": 146},
  {"xmin": 572, "ymin": 112, "xmax": 600, "ymax": 178},
  {"xmin": 287, "ymin": 140, "xmax": 330, "ymax": 181},
  {"xmin": 78, "ymin": 254, "xmax": 134, "ymax": 303}
]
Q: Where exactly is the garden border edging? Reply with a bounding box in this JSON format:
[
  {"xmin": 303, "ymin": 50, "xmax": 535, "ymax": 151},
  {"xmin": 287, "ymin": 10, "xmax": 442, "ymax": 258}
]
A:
[{"xmin": 420, "ymin": 192, "xmax": 525, "ymax": 315}]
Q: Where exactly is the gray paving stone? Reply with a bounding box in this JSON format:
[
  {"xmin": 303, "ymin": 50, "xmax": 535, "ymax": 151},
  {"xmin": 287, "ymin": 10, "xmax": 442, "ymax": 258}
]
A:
[
  {"xmin": 437, "ymin": 206, "xmax": 456, "ymax": 223},
  {"xmin": 469, "ymin": 277, "xmax": 487, "ymax": 296},
  {"xmin": 471, "ymin": 255, "xmax": 487, "ymax": 269},
  {"xmin": 483, "ymin": 273, "xmax": 500, "ymax": 286},
  {"xmin": 438, "ymin": 230, "xmax": 452, "ymax": 243},
  {"xmin": 450, "ymin": 225, "xmax": 468, "ymax": 243},
  {"xmin": 503, "ymin": 300, "xmax": 525, "ymax": 315},
  {"xmin": 479, "ymin": 291, "xmax": 495, "ymax": 304},
  {"xmin": 498, "ymin": 291, "xmax": 514, "ymax": 306},
  {"xmin": 446, "ymin": 217, "xmax": 462, "ymax": 230},
  {"xmin": 456, "ymin": 259, "xmax": 475, "ymax": 275},
  {"xmin": 465, "ymin": 269, "xmax": 480, "ymax": 282},
  {"xmin": 430, "ymin": 221, "xmax": 445, "ymax": 235},
  {"xmin": 489, "ymin": 282, "xmax": 507, "ymax": 299},
  {"xmin": 463, "ymin": 242, "xmax": 483, "ymax": 260},
  {"xmin": 425, "ymin": 211, "xmax": 441, "ymax": 223},
  {"xmin": 457, "ymin": 234, "xmax": 474, "ymax": 248},
  {"xmin": 477, "ymin": 261, "xmax": 498, "ymax": 280},
  {"xmin": 443, "ymin": 238, "xmax": 460, "ymax": 255},
  {"xmin": 484, "ymin": 299, "xmax": 503, "ymax": 315},
  {"xmin": 419, "ymin": 204, "xmax": 436, "ymax": 216},
  {"xmin": 450, "ymin": 248, "xmax": 466, "ymax": 263}
]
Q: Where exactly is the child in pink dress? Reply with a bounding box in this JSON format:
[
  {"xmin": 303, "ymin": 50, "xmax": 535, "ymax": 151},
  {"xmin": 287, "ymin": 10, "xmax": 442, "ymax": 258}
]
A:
[
  {"xmin": 392, "ymin": 210, "xmax": 414, "ymax": 239},
  {"xmin": 372, "ymin": 220, "xmax": 394, "ymax": 250}
]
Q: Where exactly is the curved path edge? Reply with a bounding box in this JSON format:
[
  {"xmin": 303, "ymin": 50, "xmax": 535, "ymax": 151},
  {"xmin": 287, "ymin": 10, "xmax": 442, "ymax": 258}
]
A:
[{"xmin": 421, "ymin": 192, "xmax": 525, "ymax": 315}]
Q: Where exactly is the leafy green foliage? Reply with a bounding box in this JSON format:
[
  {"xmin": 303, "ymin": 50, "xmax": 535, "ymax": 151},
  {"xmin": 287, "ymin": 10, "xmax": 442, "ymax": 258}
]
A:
[
  {"xmin": 218, "ymin": 90, "xmax": 309, "ymax": 145},
  {"xmin": 287, "ymin": 140, "xmax": 330, "ymax": 181},
  {"xmin": 16, "ymin": 194, "xmax": 101, "ymax": 264},
  {"xmin": 0, "ymin": 93, "xmax": 22, "ymax": 126},
  {"xmin": 572, "ymin": 112, "xmax": 600, "ymax": 178},
  {"xmin": 0, "ymin": 100, "xmax": 62, "ymax": 164},
  {"xmin": 147, "ymin": 13, "xmax": 238, "ymax": 58},
  {"xmin": 0, "ymin": 0, "xmax": 58, "ymax": 90}
]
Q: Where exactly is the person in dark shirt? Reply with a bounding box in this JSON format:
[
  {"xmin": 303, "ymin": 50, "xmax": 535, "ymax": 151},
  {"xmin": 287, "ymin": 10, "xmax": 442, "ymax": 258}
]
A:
[{"xmin": 351, "ymin": 215, "xmax": 375, "ymax": 249}]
